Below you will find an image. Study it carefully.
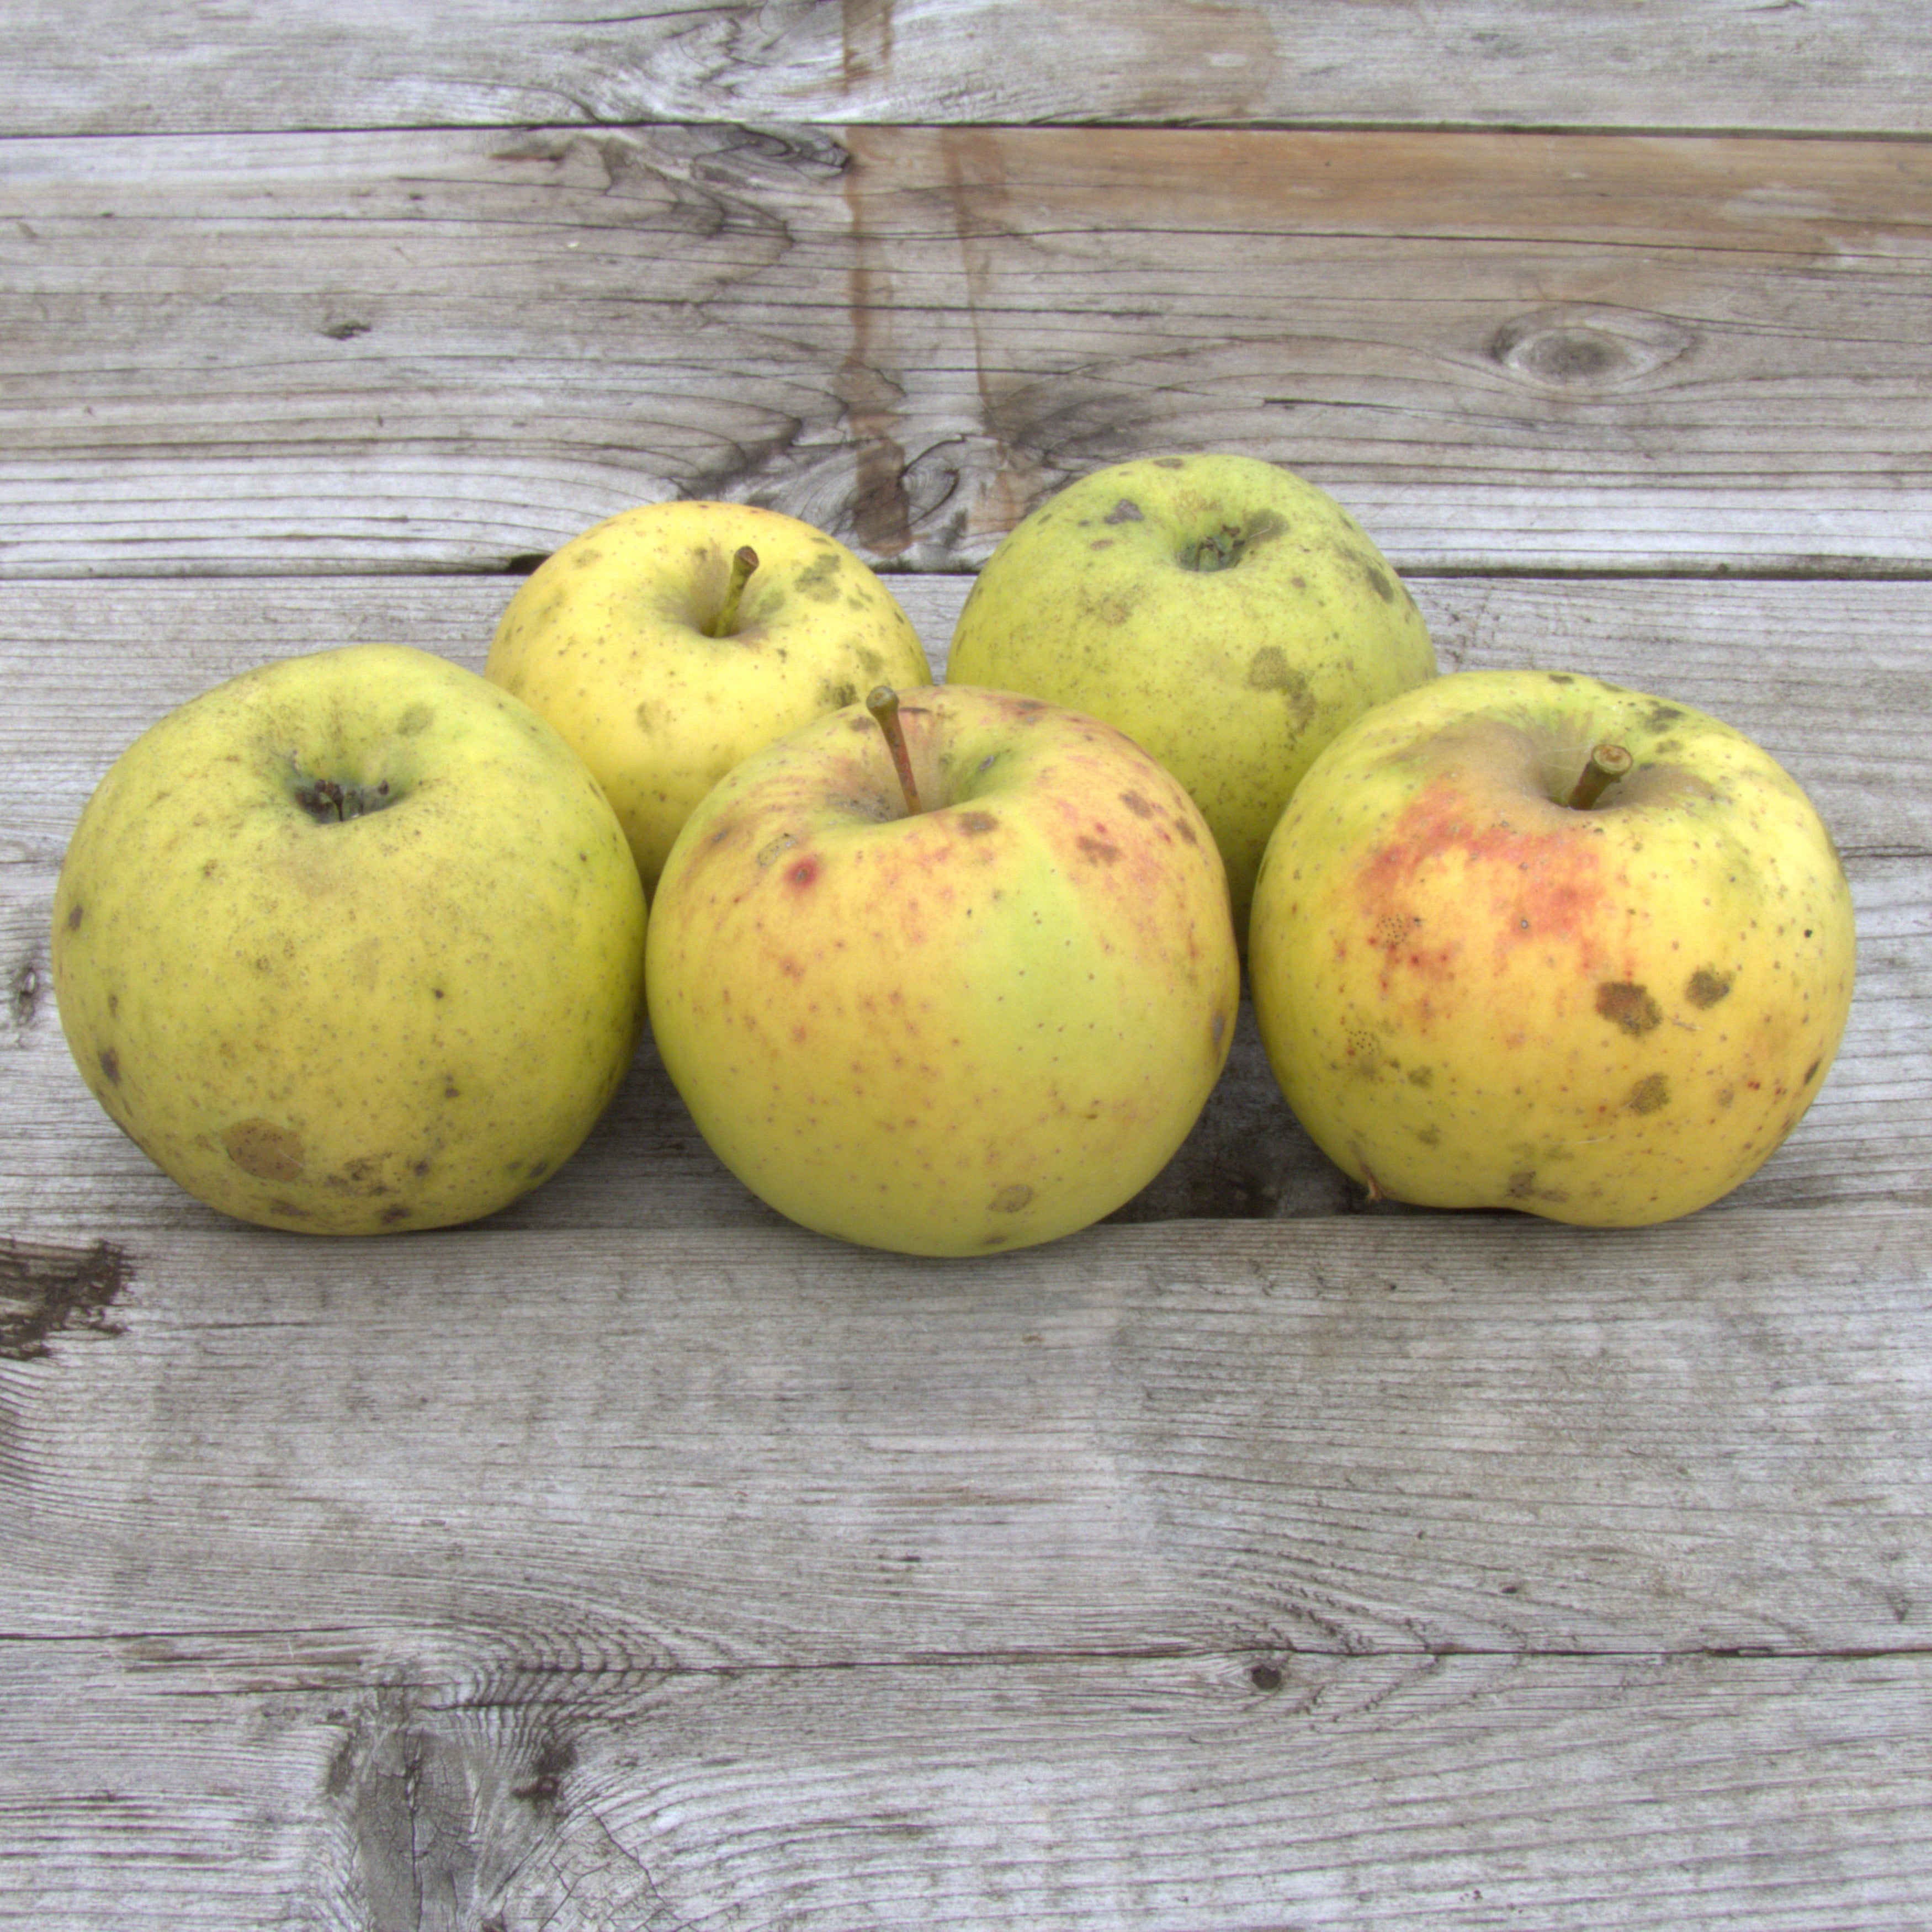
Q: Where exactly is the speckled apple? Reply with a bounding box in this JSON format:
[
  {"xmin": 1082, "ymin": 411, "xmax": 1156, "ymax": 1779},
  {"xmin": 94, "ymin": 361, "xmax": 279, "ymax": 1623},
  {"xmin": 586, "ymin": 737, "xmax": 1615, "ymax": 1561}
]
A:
[
  {"xmin": 645, "ymin": 685, "xmax": 1243, "ymax": 1256},
  {"xmin": 487, "ymin": 500, "xmax": 933, "ymax": 894},
  {"xmin": 945, "ymin": 453, "xmax": 1437, "ymax": 931},
  {"xmin": 50, "ymin": 645, "xmax": 649, "ymax": 1234},
  {"xmin": 1248, "ymin": 668, "xmax": 1857, "ymax": 1226}
]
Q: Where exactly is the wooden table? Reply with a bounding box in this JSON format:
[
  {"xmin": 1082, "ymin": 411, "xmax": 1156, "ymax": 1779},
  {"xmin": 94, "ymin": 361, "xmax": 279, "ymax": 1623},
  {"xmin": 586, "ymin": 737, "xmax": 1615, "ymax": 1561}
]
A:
[{"xmin": 4, "ymin": 6, "xmax": 1929, "ymax": 1926}]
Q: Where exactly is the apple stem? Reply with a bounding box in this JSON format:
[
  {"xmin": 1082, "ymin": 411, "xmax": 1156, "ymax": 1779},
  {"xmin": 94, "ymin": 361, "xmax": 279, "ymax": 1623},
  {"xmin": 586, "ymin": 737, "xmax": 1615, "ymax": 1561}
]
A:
[
  {"xmin": 866, "ymin": 685, "xmax": 923, "ymax": 816},
  {"xmin": 710, "ymin": 545, "xmax": 759, "ymax": 638},
  {"xmin": 1566, "ymin": 742, "xmax": 1634, "ymax": 810}
]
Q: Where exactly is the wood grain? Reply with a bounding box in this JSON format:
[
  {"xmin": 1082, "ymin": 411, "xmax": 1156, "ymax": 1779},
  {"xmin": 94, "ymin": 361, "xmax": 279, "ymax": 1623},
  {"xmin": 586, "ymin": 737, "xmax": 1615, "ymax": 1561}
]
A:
[
  {"xmin": 6, "ymin": 0, "xmax": 1932, "ymax": 136},
  {"xmin": 6, "ymin": 10, "xmax": 1930, "ymax": 1922},
  {"xmin": 4, "ymin": 1210, "xmax": 1930, "ymax": 1661},
  {"xmin": 2, "ymin": 1639, "xmax": 1927, "ymax": 1930},
  {"xmin": 4, "ymin": 125, "xmax": 1929, "ymax": 574}
]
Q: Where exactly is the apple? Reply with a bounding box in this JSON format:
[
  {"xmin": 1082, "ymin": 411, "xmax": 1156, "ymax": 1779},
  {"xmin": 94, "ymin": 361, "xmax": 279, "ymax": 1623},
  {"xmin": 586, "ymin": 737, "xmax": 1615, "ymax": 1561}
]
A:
[
  {"xmin": 50, "ymin": 644, "xmax": 648, "ymax": 1234},
  {"xmin": 1247, "ymin": 668, "xmax": 1857, "ymax": 1226},
  {"xmin": 944, "ymin": 453, "xmax": 1437, "ymax": 930},
  {"xmin": 486, "ymin": 500, "xmax": 933, "ymax": 894},
  {"xmin": 644, "ymin": 684, "xmax": 1242, "ymax": 1256}
]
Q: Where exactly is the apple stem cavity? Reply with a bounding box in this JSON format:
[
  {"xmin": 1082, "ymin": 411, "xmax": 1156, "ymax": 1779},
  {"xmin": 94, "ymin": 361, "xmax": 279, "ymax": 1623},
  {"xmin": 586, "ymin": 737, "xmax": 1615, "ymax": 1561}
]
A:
[
  {"xmin": 1566, "ymin": 742, "xmax": 1635, "ymax": 811},
  {"xmin": 866, "ymin": 685, "xmax": 924, "ymax": 816},
  {"xmin": 709, "ymin": 545, "xmax": 760, "ymax": 638}
]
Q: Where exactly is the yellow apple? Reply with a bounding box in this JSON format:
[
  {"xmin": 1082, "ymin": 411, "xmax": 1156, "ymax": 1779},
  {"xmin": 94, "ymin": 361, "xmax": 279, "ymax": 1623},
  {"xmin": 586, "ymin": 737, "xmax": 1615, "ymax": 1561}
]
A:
[
  {"xmin": 645, "ymin": 685, "xmax": 1241, "ymax": 1256},
  {"xmin": 486, "ymin": 500, "xmax": 933, "ymax": 893},
  {"xmin": 50, "ymin": 645, "xmax": 647, "ymax": 1234},
  {"xmin": 944, "ymin": 453, "xmax": 1437, "ymax": 930},
  {"xmin": 1248, "ymin": 668, "xmax": 1857, "ymax": 1225}
]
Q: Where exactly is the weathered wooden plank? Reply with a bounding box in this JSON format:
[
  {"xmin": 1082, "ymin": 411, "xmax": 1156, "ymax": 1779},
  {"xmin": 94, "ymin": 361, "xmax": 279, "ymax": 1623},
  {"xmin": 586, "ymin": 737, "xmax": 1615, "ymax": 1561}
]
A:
[
  {"xmin": 1, "ymin": 1639, "xmax": 1927, "ymax": 1930},
  {"xmin": 4, "ymin": 1209, "xmax": 1929, "ymax": 1659},
  {"xmin": 4, "ymin": 574, "xmax": 1924, "ymax": 1233},
  {"xmin": 4, "ymin": 125, "xmax": 1929, "ymax": 575},
  {"xmin": 7, "ymin": 0, "xmax": 1932, "ymax": 137}
]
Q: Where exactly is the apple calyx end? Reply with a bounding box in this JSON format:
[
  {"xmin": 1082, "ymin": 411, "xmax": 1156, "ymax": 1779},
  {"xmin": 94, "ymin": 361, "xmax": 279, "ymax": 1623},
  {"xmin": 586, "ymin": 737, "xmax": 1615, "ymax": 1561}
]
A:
[
  {"xmin": 1565, "ymin": 742, "xmax": 1634, "ymax": 811},
  {"xmin": 1178, "ymin": 524, "xmax": 1245, "ymax": 573},
  {"xmin": 289, "ymin": 771, "xmax": 398, "ymax": 824},
  {"xmin": 709, "ymin": 544, "xmax": 760, "ymax": 638},
  {"xmin": 866, "ymin": 685, "xmax": 924, "ymax": 816}
]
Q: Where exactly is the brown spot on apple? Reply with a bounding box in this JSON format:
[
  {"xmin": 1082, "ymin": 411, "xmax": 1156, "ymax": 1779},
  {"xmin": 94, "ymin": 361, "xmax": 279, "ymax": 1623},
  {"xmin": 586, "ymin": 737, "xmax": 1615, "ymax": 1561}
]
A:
[
  {"xmin": 98, "ymin": 1047, "xmax": 121, "ymax": 1085},
  {"xmin": 1103, "ymin": 499, "xmax": 1144, "ymax": 523},
  {"xmin": 1686, "ymin": 966, "xmax": 1732, "ymax": 1008},
  {"xmin": 1171, "ymin": 815, "xmax": 1198, "ymax": 845},
  {"xmin": 990, "ymin": 1183, "xmax": 1034, "ymax": 1213},
  {"xmin": 327, "ymin": 1155, "xmax": 395, "ymax": 1196},
  {"xmin": 224, "ymin": 1118, "xmax": 305, "ymax": 1181},
  {"xmin": 1627, "ymin": 1073, "xmax": 1671, "ymax": 1114},
  {"xmin": 1596, "ymin": 981, "xmax": 1662, "ymax": 1036},
  {"xmin": 66, "ymin": 903, "xmax": 83, "ymax": 931},
  {"xmin": 1078, "ymin": 836, "xmax": 1121, "ymax": 864},
  {"xmin": 1247, "ymin": 647, "xmax": 1294, "ymax": 692},
  {"xmin": 788, "ymin": 857, "xmax": 820, "ymax": 889},
  {"xmin": 1119, "ymin": 792, "xmax": 1157, "ymax": 819},
  {"xmin": 958, "ymin": 811, "xmax": 996, "ymax": 835}
]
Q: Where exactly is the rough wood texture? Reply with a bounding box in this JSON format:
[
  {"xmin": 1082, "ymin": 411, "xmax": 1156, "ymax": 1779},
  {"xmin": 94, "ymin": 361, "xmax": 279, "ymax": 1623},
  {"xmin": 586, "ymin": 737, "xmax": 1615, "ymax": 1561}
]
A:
[
  {"xmin": 7, "ymin": 0, "xmax": 1932, "ymax": 136},
  {"xmin": 6, "ymin": 4, "xmax": 1931, "ymax": 1925},
  {"xmin": 7, "ymin": 1212, "xmax": 1931, "ymax": 1655},
  {"xmin": 5, "ymin": 124, "xmax": 1930, "ymax": 574},
  {"xmin": 4, "ymin": 1639, "xmax": 1925, "ymax": 1929}
]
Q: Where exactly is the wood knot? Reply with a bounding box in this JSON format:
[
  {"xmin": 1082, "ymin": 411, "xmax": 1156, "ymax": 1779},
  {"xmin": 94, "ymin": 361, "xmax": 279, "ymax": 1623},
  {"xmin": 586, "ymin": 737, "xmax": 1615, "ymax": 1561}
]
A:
[{"xmin": 1488, "ymin": 305, "xmax": 1695, "ymax": 391}]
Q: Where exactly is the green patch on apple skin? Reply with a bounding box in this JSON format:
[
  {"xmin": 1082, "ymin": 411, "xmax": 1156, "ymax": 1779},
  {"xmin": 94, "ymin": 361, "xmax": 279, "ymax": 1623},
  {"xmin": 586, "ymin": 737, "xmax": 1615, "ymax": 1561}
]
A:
[
  {"xmin": 1627, "ymin": 1073, "xmax": 1672, "ymax": 1114},
  {"xmin": 793, "ymin": 550, "xmax": 844, "ymax": 601},
  {"xmin": 1686, "ymin": 965, "xmax": 1733, "ymax": 1007}
]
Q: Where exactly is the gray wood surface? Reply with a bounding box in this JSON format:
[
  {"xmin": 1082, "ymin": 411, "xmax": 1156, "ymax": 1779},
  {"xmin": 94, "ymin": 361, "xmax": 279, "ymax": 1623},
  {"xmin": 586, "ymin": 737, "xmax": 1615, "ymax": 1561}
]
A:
[
  {"xmin": 4, "ymin": 4, "xmax": 1930, "ymax": 1928},
  {"xmin": 4, "ymin": 123, "xmax": 1930, "ymax": 575},
  {"xmin": 6, "ymin": 0, "xmax": 1931, "ymax": 135}
]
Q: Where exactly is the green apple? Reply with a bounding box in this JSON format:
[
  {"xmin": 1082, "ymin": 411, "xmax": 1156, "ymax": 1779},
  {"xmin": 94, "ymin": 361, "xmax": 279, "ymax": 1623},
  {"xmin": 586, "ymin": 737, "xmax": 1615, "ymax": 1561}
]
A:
[
  {"xmin": 486, "ymin": 500, "xmax": 933, "ymax": 894},
  {"xmin": 50, "ymin": 645, "xmax": 648, "ymax": 1234},
  {"xmin": 944, "ymin": 453, "xmax": 1437, "ymax": 930},
  {"xmin": 645, "ymin": 684, "xmax": 1242, "ymax": 1256},
  {"xmin": 1248, "ymin": 668, "xmax": 1857, "ymax": 1225}
]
